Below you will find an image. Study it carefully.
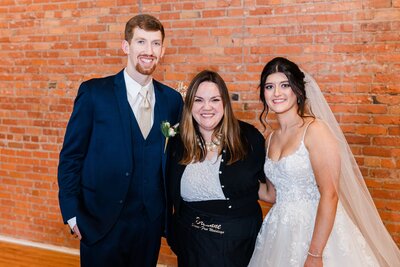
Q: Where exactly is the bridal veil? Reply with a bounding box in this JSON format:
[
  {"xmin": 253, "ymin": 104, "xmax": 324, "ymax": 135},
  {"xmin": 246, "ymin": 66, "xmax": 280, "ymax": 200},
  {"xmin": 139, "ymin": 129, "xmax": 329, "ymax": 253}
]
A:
[{"xmin": 304, "ymin": 72, "xmax": 400, "ymax": 266}]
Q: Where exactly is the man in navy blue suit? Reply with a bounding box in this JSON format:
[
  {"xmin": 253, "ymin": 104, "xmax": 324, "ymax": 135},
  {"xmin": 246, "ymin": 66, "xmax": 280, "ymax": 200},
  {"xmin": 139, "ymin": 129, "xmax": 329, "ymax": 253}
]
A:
[{"xmin": 58, "ymin": 14, "xmax": 183, "ymax": 267}]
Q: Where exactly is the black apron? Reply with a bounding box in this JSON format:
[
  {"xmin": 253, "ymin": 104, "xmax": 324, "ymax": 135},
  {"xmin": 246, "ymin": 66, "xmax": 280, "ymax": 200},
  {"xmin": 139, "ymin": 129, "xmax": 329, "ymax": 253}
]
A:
[{"xmin": 174, "ymin": 201, "xmax": 262, "ymax": 267}]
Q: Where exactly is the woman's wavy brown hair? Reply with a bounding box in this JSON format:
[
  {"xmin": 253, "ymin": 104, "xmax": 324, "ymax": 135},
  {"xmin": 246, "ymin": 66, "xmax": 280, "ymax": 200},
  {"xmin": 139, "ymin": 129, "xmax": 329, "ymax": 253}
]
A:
[{"xmin": 180, "ymin": 70, "xmax": 246, "ymax": 165}]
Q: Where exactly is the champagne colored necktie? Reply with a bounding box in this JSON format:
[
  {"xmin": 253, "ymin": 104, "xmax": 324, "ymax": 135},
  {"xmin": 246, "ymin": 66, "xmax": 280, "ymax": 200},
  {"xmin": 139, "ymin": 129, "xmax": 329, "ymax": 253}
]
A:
[{"xmin": 138, "ymin": 87, "xmax": 152, "ymax": 138}]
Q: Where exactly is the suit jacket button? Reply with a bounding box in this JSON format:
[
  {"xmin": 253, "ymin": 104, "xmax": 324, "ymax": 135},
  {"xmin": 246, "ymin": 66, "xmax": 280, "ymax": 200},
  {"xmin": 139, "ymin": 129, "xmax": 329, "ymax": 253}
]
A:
[
  {"xmin": 119, "ymin": 200, "xmax": 123, "ymax": 204},
  {"xmin": 125, "ymin": 172, "xmax": 129, "ymax": 176}
]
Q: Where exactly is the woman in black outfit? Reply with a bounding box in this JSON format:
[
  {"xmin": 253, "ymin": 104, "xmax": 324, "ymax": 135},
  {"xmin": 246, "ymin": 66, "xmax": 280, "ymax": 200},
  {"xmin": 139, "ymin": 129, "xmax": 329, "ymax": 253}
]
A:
[{"xmin": 166, "ymin": 70, "xmax": 275, "ymax": 267}]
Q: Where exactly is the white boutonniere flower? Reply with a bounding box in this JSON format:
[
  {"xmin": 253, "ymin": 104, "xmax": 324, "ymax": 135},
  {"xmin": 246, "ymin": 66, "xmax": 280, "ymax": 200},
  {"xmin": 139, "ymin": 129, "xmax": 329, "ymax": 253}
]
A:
[{"xmin": 161, "ymin": 121, "xmax": 179, "ymax": 153}]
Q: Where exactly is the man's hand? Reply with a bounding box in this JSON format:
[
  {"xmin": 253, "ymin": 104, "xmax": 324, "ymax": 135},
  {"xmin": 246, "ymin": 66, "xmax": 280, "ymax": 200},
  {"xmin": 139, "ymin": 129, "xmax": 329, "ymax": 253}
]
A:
[{"xmin": 72, "ymin": 225, "xmax": 82, "ymax": 240}]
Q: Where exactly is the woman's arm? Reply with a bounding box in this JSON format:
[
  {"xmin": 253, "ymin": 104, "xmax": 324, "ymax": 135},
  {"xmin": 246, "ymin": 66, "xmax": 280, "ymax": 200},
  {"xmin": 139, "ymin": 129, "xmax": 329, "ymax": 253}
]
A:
[
  {"xmin": 258, "ymin": 132, "xmax": 276, "ymax": 203},
  {"xmin": 258, "ymin": 179, "xmax": 276, "ymax": 203},
  {"xmin": 304, "ymin": 120, "xmax": 340, "ymax": 267}
]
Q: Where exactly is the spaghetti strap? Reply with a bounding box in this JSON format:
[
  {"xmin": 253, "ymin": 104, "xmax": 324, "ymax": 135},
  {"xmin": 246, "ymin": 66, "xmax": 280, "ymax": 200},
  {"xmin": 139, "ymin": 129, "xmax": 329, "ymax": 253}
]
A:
[
  {"xmin": 266, "ymin": 132, "xmax": 274, "ymax": 155},
  {"xmin": 301, "ymin": 119, "xmax": 315, "ymax": 142}
]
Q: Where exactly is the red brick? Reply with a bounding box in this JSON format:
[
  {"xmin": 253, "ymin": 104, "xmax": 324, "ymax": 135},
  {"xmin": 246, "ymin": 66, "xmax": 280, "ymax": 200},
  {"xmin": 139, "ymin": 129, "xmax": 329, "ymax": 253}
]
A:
[
  {"xmin": 356, "ymin": 125, "xmax": 387, "ymax": 135},
  {"xmin": 362, "ymin": 0, "xmax": 392, "ymax": 8},
  {"xmin": 373, "ymin": 137, "xmax": 400, "ymax": 146},
  {"xmin": 357, "ymin": 105, "xmax": 388, "ymax": 114}
]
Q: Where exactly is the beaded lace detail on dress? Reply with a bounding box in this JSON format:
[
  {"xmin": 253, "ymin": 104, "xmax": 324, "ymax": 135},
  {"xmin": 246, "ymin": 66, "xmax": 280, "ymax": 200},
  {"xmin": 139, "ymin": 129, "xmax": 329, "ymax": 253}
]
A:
[{"xmin": 265, "ymin": 141, "xmax": 320, "ymax": 204}]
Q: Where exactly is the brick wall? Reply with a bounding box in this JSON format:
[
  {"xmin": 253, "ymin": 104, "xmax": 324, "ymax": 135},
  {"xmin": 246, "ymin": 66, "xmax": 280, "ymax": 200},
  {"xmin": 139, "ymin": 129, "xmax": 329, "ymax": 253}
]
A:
[{"xmin": 0, "ymin": 0, "xmax": 399, "ymax": 266}]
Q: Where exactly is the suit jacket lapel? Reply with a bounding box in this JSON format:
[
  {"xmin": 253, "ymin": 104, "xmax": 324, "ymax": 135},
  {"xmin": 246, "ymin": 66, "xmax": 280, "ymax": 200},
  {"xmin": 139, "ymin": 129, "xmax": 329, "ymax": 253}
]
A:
[
  {"xmin": 169, "ymin": 138, "xmax": 186, "ymax": 213},
  {"xmin": 113, "ymin": 70, "xmax": 133, "ymax": 163},
  {"xmin": 154, "ymin": 81, "xmax": 169, "ymax": 176},
  {"xmin": 154, "ymin": 81, "xmax": 169, "ymax": 125}
]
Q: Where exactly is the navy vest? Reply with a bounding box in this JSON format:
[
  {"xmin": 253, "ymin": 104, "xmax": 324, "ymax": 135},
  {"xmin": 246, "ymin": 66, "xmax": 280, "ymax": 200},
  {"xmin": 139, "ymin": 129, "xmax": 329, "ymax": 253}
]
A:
[{"xmin": 126, "ymin": 100, "xmax": 165, "ymax": 221}]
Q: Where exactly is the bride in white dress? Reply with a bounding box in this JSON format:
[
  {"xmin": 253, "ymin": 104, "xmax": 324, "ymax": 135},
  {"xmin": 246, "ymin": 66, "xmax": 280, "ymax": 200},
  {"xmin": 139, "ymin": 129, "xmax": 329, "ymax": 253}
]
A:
[{"xmin": 251, "ymin": 57, "xmax": 400, "ymax": 267}]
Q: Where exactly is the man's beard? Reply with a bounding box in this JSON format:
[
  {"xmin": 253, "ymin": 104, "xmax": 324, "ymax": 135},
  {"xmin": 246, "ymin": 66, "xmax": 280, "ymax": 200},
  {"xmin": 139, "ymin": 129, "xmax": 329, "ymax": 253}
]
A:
[{"xmin": 136, "ymin": 62, "xmax": 157, "ymax": 75}]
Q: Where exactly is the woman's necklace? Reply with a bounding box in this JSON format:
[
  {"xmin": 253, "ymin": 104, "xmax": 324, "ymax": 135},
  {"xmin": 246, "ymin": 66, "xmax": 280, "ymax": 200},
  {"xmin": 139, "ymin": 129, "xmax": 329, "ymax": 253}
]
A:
[
  {"xmin": 204, "ymin": 140, "xmax": 220, "ymax": 152},
  {"xmin": 197, "ymin": 135, "xmax": 222, "ymax": 152}
]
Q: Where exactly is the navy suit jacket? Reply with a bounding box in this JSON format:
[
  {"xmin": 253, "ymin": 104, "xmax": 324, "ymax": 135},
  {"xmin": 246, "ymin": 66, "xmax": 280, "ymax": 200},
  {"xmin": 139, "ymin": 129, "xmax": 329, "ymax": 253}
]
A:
[{"xmin": 58, "ymin": 70, "xmax": 183, "ymax": 245}]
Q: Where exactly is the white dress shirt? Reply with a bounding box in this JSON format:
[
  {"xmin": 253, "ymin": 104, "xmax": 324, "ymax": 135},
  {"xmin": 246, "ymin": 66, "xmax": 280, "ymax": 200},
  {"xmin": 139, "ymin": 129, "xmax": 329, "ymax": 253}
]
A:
[{"xmin": 124, "ymin": 69, "xmax": 155, "ymax": 127}]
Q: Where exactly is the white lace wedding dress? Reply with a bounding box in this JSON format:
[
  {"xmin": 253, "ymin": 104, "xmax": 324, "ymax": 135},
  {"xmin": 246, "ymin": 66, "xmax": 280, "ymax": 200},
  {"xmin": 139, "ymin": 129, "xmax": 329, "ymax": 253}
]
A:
[{"xmin": 248, "ymin": 136, "xmax": 380, "ymax": 267}]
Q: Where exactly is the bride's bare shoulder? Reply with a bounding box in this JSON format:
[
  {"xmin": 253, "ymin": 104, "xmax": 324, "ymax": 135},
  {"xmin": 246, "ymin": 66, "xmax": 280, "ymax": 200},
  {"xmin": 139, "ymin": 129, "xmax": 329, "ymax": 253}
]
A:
[{"xmin": 305, "ymin": 118, "xmax": 337, "ymax": 148}]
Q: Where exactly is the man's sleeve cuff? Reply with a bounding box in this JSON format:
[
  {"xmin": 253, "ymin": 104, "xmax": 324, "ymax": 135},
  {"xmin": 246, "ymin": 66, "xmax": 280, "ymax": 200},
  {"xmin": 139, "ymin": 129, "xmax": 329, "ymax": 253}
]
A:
[{"xmin": 67, "ymin": 217, "xmax": 77, "ymax": 231}]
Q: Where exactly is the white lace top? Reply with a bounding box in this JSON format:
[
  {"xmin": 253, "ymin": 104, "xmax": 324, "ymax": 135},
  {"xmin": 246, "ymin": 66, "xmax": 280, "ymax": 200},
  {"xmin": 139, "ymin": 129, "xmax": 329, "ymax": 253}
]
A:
[{"xmin": 180, "ymin": 155, "xmax": 226, "ymax": 202}]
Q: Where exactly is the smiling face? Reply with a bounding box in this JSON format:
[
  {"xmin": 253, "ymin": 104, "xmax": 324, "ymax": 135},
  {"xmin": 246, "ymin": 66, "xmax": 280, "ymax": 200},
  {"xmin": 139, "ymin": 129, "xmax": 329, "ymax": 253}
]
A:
[
  {"xmin": 122, "ymin": 27, "xmax": 165, "ymax": 81},
  {"xmin": 191, "ymin": 81, "xmax": 224, "ymax": 140},
  {"xmin": 264, "ymin": 72, "xmax": 298, "ymax": 114}
]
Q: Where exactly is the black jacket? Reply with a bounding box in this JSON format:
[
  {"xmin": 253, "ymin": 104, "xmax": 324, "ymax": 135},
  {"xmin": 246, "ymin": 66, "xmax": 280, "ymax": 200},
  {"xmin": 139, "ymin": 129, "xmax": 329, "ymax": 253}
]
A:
[{"xmin": 166, "ymin": 121, "xmax": 266, "ymax": 247}]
